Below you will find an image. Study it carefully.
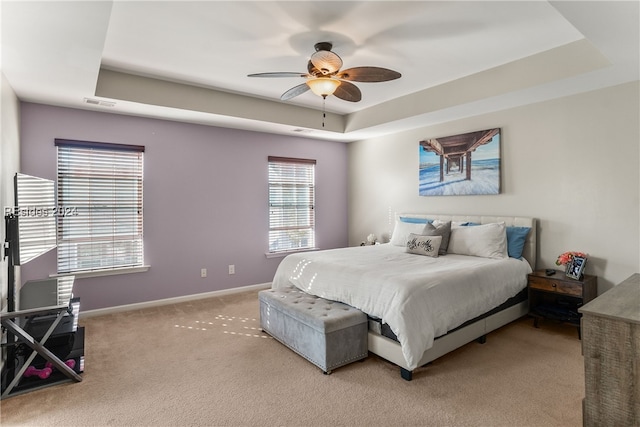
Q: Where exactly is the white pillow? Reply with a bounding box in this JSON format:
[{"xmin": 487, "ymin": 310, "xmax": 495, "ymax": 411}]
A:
[
  {"xmin": 390, "ymin": 220, "xmax": 427, "ymax": 246},
  {"xmin": 406, "ymin": 234, "xmax": 442, "ymax": 257},
  {"xmin": 447, "ymin": 222, "xmax": 508, "ymax": 259}
]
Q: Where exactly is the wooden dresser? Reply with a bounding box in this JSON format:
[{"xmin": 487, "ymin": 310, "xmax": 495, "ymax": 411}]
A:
[{"xmin": 579, "ymin": 273, "xmax": 640, "ymax": 426}]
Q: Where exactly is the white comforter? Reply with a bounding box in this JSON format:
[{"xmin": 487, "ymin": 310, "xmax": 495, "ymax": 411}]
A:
[{"xmin": 271, "ymin": 244, "xmax": 532, "ymax": 370}]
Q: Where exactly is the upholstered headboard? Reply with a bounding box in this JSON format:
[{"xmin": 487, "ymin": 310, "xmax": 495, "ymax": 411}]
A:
[{"xmin": 396, "ymin": 213, "xmax": 537, "ymax": 270}]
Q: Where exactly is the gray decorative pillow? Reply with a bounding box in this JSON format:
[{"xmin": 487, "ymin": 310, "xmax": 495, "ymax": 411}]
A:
[
  {"xmin": 423, "ymin": 221, "xmax": 451, "ymax": 255},
  {"xmin": 406, "ymin": 234, "xmax": 442, "ymax": 257}
]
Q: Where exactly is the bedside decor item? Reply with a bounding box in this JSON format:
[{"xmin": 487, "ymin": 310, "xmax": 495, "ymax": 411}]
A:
[
  {"xmin": 360, "ymin": 233, "xmax": 378, "ymax": 246},
  {"xmin": 555, "ymin": 251, "xmax": 588, "ymax": 279},
  {"xmin": 566, "ymin": 255, "xmax": 587, "ymax": 280}
]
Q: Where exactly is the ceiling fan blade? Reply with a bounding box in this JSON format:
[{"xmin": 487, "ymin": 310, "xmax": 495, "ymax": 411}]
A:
[
  {"xmin": 248, "ymin": 72, "xmax": 308, "ymax": 78},
  {"xmin": 281, "ymin": 83, "xmax": 310, "ymax": 101},
  {"xmin": 310, "ymin": 50, "xmax": 343, "ymax": 75},
  {"xmin": 333, "ymin": 81, "xmax": 361, "ymax": 102},
  {"xmin": 336, "ymin": 67, "xmax": 401, "ymax": 82}
]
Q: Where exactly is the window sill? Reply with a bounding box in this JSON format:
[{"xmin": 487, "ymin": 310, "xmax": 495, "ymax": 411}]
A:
[
  {"xmin": 50, "ymin": 265, "xmax": 150, "ymax": 279},
  {"xmin": 265, "ymin": 248, "xmax": 318, "ymax": 259}
]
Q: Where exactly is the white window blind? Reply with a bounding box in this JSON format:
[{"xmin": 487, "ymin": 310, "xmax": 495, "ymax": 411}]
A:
[
  {"xmin": 55, "ymin": 139, "xmax": 144, "ymax": 274},
  {"xmin": 268, "ymin": 156, "xmax": 316, "ymax": 253}
]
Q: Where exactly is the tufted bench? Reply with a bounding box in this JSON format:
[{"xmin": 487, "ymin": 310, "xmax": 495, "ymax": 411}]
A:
[{"xmin": 259, "ymin": 286, "xmax": 368, "ymax": 374}]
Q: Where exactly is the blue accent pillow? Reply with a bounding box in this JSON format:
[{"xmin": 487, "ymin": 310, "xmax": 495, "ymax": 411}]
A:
[
  {"xmin": 506, "ymin": 226, "xmax": 531, "ymax": 259},
  {"xmin": 399, "ymin": 216, "xmax": 434, "ymax": 224}
]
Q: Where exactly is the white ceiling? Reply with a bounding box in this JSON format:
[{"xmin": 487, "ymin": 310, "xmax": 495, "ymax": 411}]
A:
[{"xmin": 1, "ymin": 1, "xmax": 638, "ymax": 142}]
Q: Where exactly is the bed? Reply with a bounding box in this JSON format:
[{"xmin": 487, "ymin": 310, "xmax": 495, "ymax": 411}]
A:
[{"xmin": 271, "ymin": 214, "xmax": 537, "ymax": 380}]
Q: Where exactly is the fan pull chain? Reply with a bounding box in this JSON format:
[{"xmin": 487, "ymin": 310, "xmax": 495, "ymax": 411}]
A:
[{"xmin": 322, "ymin": 95, "xmax": 327, "ymax": 127}]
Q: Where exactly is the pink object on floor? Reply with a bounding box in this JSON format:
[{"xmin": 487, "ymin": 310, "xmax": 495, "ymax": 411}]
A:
[
  {"xmin": 45, "ymin": 359, "xmax": 76, "ymax": 371},
  {"xmin": 24, "ymin": 366, "xmax": 52, "ymax": 380}
]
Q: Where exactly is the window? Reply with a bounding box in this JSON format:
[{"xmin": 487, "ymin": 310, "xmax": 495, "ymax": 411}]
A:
[
  {"xmin": 268, "ymin": 156, "xmax": 315, "ymax": 253},
  {"xmin": 55, "ymin": 139, "xmax": 144, "ymax": 274}
]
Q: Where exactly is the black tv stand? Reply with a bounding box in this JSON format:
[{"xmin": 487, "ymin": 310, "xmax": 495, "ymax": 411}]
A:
[{"xmin": 1, "ymin": 277, "xmax": 85, "ymax": 399}]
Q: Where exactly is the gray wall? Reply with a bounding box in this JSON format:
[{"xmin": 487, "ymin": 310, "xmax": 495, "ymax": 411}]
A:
[
  {"xmin": 348, "ymin": 81, "xmax": 640, "ymax": 293},
  {"xmin": 19, "ymin": 103, "xmax": 348, "ymax": 310}
]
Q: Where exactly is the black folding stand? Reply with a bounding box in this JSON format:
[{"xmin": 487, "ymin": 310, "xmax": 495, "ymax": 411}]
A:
[{"xmin": 1, "ymin": 214, "xmax": 82, "ymax": 398}]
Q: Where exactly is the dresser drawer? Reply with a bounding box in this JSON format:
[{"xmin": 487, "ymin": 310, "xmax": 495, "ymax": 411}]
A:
[{"xmin": 529, "ymin": 276, "xmax": 583, "ymax": 297}]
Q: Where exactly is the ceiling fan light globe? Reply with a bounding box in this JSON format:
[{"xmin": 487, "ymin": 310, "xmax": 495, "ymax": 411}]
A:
[
  {"xmin": 306, "ymin": 78, "xmax": 341, "ymax": 97},
  {"xmin": 310, "ymin": 50, "xmax": 343, "ymax": 74}
]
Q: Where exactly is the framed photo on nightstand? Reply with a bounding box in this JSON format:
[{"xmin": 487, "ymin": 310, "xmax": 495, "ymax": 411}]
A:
[{"xmin": 566, "ymin": 255, "xmax": 587, "ymax": 280}]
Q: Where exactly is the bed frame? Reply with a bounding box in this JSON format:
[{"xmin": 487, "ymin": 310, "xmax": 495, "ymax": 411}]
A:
[{"xmin": 368, "ymin": 214, "xmax": 537, "ymax": 381}]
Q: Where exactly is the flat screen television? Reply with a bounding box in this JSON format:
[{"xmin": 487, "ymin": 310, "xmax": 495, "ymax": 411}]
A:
[
  {"xmin": 4, "ymin": 173, "xmax": 57, "ymax": 311},
  {"xmin": 8, "ymin": 173, "xmax": 57, "ymax": 265}
]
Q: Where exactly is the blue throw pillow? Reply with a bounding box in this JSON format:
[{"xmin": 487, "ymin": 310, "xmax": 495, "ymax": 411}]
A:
[
  {"xmin": 399, "ymin": 216, "xmax": 434, "ymax": 224},
  {"xmin": 506, "ymin": 226, "xmax": 531, "ymax": 259}
]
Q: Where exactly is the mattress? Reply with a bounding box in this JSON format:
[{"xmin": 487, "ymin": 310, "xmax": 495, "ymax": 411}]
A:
[
  {"xmin": 271, "ymin": 243, "xmax": 532, "ymax": 370},
  {"xmin": 368, "ymin": 287, "xmax": 529, "ymax": 342}
]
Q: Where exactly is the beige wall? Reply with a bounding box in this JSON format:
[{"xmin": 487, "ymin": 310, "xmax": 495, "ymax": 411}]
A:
[
  {"xmin": 348, "ymin": 81, "xmax": 640, "ymax": 293},
  {"xmin": 1, "ymin": 72, "xmax": 21, "ymax": 312}
]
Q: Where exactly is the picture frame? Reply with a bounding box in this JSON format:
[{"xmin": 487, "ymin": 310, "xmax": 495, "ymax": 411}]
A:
[
  {"xmin": 418, "ymin": 128, "xmax": 501, "ymax": 196},
  {"xmin": 566, "ymin": 255, "xmax": 587, "ymax": 280}
]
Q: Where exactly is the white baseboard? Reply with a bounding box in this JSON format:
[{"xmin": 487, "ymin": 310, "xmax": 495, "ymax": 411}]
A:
[{"xmin": 79, "ymin": 282, "xmax": 272, "ymax": 319}]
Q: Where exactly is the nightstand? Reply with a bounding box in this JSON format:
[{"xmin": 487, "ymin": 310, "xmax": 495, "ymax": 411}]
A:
[{"xmin": 527, "ymin": 269, "xmax": 598, "ymax": 338}]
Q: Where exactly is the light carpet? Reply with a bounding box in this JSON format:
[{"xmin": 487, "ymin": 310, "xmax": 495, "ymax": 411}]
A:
[{"xmin": 1, "ymin": 290, "xmax": 584, "ymax": 426}]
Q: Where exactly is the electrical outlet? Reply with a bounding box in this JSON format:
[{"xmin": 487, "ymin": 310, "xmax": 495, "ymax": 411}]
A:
[
  {"xmin": 228, "ymin": 264, "xmax": 235, "ymax": 275},
  {"xmin": 201, "ymin": 268, "xmax": 207, "ymax": 278}
]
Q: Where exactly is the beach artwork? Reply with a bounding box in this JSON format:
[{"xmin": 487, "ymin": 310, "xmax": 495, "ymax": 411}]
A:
[{"xmin": 419, "ymin": 128, "xmax": 501, "ymax": 196}]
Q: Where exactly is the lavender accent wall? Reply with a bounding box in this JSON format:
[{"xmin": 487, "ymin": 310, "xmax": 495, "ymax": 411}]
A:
[{"xmin": 19, "ymin": 103, "xmax": 348, "ymax": 310}]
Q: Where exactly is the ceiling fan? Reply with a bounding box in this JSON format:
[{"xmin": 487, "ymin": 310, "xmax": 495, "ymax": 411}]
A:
[{"xmin": 248, "ymin": 42, "xmax": 401, "ymax": 102}]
